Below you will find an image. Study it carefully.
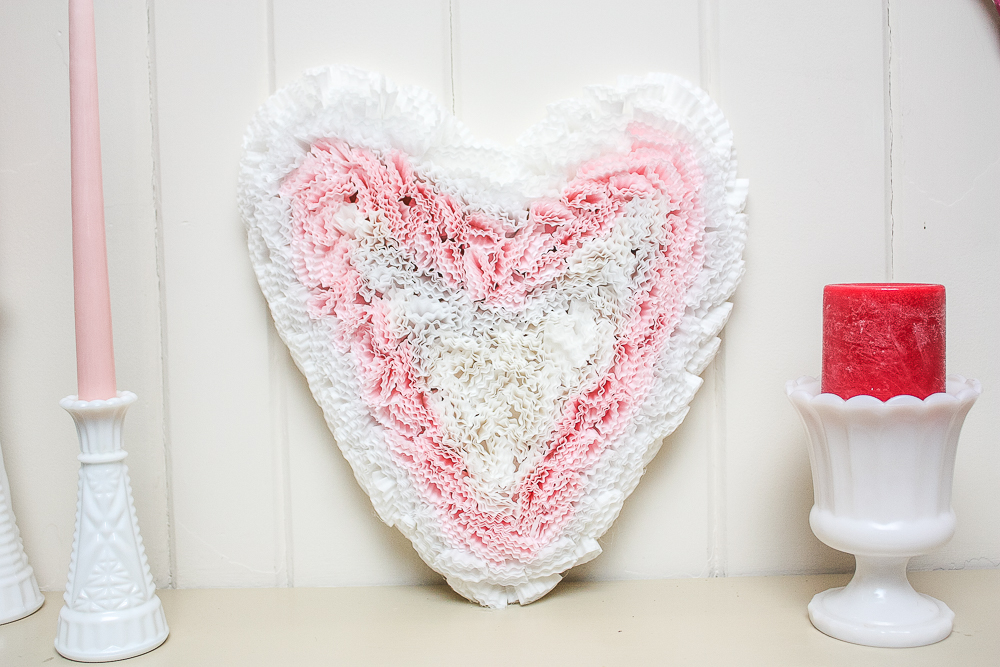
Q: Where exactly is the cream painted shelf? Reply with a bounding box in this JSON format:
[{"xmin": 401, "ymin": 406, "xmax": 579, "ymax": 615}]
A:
[{"xmin": 2, "ymin": 570, "xmax": 998, "ymax": 666}]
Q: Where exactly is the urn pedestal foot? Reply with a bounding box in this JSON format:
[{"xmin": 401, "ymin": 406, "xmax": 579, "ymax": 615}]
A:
[{"xmin": 807, "ymin": 556, "xmax": 953, "ymax": 647}]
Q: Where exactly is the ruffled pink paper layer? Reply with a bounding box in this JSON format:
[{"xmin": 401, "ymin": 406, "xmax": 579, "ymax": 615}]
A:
[{"xmin": 281, "ymin": 123, "xmax": 705, "ymax": 563}]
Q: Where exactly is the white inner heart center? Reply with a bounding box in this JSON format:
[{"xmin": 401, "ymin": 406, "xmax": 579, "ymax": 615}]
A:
[{"xmin": 343, "ymin": 194, "xmax": 665, "ymax": 512}]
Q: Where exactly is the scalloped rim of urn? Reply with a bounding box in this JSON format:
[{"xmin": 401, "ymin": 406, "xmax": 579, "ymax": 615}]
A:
[{"xmin": 786, "ymin": 375, "xmax": 981, "ymax": 408}]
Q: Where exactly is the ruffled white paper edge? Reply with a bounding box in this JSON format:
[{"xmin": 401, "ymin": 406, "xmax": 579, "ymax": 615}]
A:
[{"xmin": 238, "ymin": 66, "xmax": 747, "ymax": 607}]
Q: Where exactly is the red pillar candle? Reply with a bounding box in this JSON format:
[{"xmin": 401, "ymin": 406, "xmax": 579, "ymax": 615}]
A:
[{"xmin": 822, "ymin": 283, "xmax": 945, "ymax": 401}]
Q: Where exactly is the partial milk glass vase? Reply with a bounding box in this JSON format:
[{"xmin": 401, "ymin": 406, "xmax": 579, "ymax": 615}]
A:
[
  {"xmin": 787, "ymin": 375, "xmax": 980, "ymax": 648},
  {"xmin": 0, "ymin": 438, "xmax": 44, "ymax": 624}
]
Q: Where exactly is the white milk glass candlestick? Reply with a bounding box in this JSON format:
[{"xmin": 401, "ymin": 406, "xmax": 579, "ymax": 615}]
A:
[
  {"xmin": 62, "ymin": 0, "xmax": 167, "ymax": 658},
  {"xmin": 56, "ymin": 392, "xmax": 168, "ymax": 662},
  {"xmin": 787, "ymin": 375, "xmax": 980, "ymax": 648},
  {"xmin": 0, "ymin": 440, "xmax": 44, "ymax": 624}
]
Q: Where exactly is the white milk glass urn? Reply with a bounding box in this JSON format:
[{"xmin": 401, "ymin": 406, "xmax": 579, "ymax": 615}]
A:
[{"xmin": 787, "ymin": 375, "xmax": 980, "ymax": 648}]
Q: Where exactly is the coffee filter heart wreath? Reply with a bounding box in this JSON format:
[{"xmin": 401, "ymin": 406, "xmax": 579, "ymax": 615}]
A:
[{"xmin": 239, "ymin": 66, "xmax": 747, "ymax": 608}]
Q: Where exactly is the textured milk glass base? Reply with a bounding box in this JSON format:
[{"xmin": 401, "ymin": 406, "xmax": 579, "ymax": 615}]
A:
[
  {"xmin": 0, "ymin": 438, "xmax": 44, "ymax": 624},
  {"xmin": 787, "ymin": 376, "xmax": 980, "ymax": 648},
  {"xmin": 56, "ymin": 392, "xmax": 168, "ymax": 662}
]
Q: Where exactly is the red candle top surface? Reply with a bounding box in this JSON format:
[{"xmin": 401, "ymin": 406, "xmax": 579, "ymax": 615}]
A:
[{"xmin": 822, "ymin": 283, "xmax": 945, "ymax": 400}]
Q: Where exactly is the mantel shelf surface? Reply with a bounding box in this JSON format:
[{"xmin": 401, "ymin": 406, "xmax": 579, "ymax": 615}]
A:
[{"xmin": 1, "ymin": 570, "xmax": 997, "ymax": 665}]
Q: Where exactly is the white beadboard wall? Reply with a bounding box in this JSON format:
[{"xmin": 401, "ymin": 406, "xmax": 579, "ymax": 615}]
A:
[{"xmin": 0, "ymin": 0, "xmax": 997, "ymax": 592}]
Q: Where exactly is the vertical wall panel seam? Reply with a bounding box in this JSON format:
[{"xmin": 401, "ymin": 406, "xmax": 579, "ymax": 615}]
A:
[
  {"xmin": 698, "ymin": 0, "xmax": 720, "ymax": 100},
  {"xmin": 266, "ymin": 0, "xmax": 276, "ymax": 94},
  {"xmin": 448, "ymin": 0, "xmax": 456, "ymax": 114},
  {"xmin": 699, "ymin": 0, "xmax": 727, "ymax": 579},
  {"xmin": 265, "ymin": 0, "xmax": 294, "ymax": 588},
  {"xmin": 883, "ymin": 0, "xmax": 896, "ymax": 281},
  {"xmin": 268, "ymin": 325, "xmax": 294, "ymax": 587},
  {"xmin": 709, "ymin": 345, "xmax": 728, "ymax": 578},
  {"xmin": 144, "ymin": 0, "xmax": 176, "ymax": 589}
]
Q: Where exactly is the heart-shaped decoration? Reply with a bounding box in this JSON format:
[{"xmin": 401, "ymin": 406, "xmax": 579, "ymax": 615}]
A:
[{"xmin": 239, "ymin": 67, "xmax": 746, "ymax": 607}]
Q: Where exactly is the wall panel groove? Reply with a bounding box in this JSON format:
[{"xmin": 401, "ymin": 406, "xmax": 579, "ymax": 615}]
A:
[
  {"xmin": 144, "ymin": 0, "xmax": 177, "ymax": 589},
  {"xmin": 699, "ymin": 0, "xmax": 727, "ymax": 579},
  {"xmin": 884, "ymin": 0, "xmax": 897, "ymax": 280}
]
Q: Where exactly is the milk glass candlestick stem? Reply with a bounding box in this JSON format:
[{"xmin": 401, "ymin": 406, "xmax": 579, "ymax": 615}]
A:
[{"xmin": 70, "ymin": 0, "xmax": 116, "ymax": 401}]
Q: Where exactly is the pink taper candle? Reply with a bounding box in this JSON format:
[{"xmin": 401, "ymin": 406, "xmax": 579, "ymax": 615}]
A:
[{"xmin": 69, "ymin": 0, "xmax": 116, "ymax": 400}]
